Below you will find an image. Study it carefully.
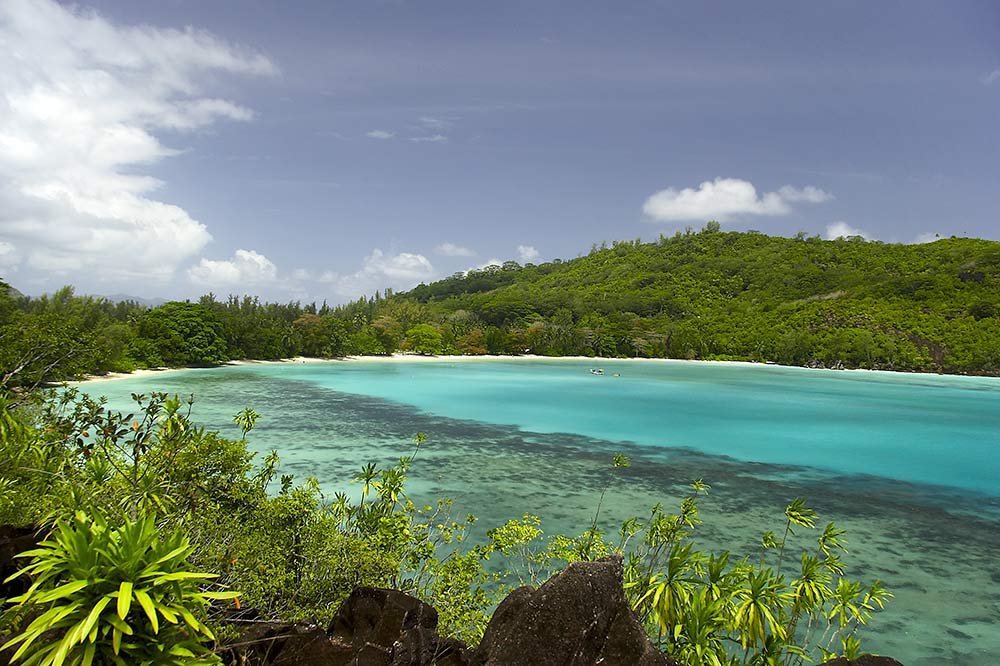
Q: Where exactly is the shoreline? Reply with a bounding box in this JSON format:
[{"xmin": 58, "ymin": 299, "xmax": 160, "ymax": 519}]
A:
[{"xmin": 72, "ymin": 353, "xmax": 999, "ymax": 385}]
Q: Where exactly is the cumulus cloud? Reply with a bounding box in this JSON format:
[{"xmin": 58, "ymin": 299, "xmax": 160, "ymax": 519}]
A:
[
  {"xmin": 825, "ymin": 221, "xmax": 869, "ymax": 240},
  {"xmin": 777, "ymin": 185, "xmax": 834, "ymax": 203},
  {"xmin": 0, "ymin": 241, "xmax": 20, "ymax": 273},
  {"xmin": 366, "ymin": 129, "xmax": 394, "ymax": 139},
  {"xmin": 188, "ymin": 249, "xmax": 277, "ymax": 286},
  {"xmin": 473, "ymin": 258, "xmax": 503, "ymax": 271},
  {"xmin": 294, "ymin": 249, "xmax": 435, "ymax": 300},
  {"xmin": 435, "ymin": 242, "xmax": 476, "ymax": 257},
  {"xmin": 517, "ymin": 245, "xmax": 539, "ymax": 262},
  {"xmin": 912, "ymin": 232, "xmax": 941, "ymax": 244},
  {"xmin": 409, "ymin": 134, "xmax": 447, "ymax": 143},
  {"xmin": 418, "ymin": 116, "xmax": 450, "ymax": 130},
  {"xmin": 983, "ymin": 69, "xmax": 1000, "ymax": 86},
  {"xmin": 643, "ymin": 178, "xmax": 833, "ymax": 223},
  {"xmin": 363, "ymin": 249, "xmax": 434, "ymax": 281},
  {"xmin": 0, "ymin": 0, "xmax": 275, "ymax": 284}
]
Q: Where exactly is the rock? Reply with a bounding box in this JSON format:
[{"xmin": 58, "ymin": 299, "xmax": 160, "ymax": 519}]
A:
[
  {"xmin": 0, "ymin": 525, "xmax": 42, "ymax": 599},
  {"xmin": 327, "ymin": 587, "xmax": 468, "ymax": 665},
  {"xmin": 471, "ymin": 555, "xmax": 681, "ymax": 666},
  {"xmin": 272, "ymin": 623, "xmax": 347, "ymax": 666},
  {"xmin": 818, "ymin": 657, "xmax": 904, "ymax": 666},
  {"xmin": 214, "ymin": 567, "xmax": 905, "ymax": 666}
]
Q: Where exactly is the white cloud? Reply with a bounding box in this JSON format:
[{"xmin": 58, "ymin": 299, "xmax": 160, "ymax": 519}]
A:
[
  {"xmin": 409, "ymin": 134, "xmax": 447, "ymax": 143},
  {"xmin": 296, "ymin": 249, "xmax": 435, "ymax": 300},
  {"xmin": 366, "ymin": 129, "xmax": 394, "ymax": 140},
  {"xmin": 435, "ymin": 242, "xmax": 476, "ymax": 257},
  {"xmin": 912, "ymin": 232, "xmax": 941, "ymax": 244},
  {"xmin": 418, "ymin": 116, "xmax": 449, "ymax": 130},
  {"xmin": 517, "ymin": 245, "xmax": 539, "ymax": 262},
  {"xmin": 983, "ymin": 69, "xmax": 1000, "ymax": 86},
  {"xmin": 364, "ymin": 249, "xmax": 434, "ymax": 281},
  {"xmin": 777, "ymin": 185, "xmax": 834, "ymax": 203},
  {"xmin": 0, "ymin": 0, "xmax": 275, "ymax": 285},
  {"xmin": 0, "ymin": 241, "xmax": 20, "ymax": 273},
  {"xmin": 473, "ymin": 258, "xmax": 503, "ymax": 271},
  {"xmin": 825, "ymin": 221, "xmax": 868, "ymax": 240},
  {"xmin": 188, "ymin": 249, "xmax": 277, "ymax": 286},
  {"xmin": 643, "ymin": 178, "xmax": 833, "ymax": 223}
]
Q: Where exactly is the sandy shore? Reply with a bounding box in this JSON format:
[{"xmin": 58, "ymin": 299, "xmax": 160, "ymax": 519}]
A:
[
  {"xmin": 74, "ymin": 351, "xmax": 986, "ymax": 385},
  {"xmin": 72, "ymin": 353, "xmax": 813, "ymax": 385}
]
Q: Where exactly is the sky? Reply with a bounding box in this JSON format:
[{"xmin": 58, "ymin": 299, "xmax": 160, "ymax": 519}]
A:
[{"xmin": 0, "ymin": 0, "xmax": 998, "ymax": 303}]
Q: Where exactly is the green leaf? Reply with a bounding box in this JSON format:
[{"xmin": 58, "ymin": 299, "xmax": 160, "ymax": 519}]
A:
[
  {"xmin": 104, "ymin": 614, "xmax": 133, "ymax": 637},
  {"xmin": 116, "ymin": 581, "xmax": 133, "ymax": 619},
  {"xmin": 133, "ymin": 588, "xmax": 158, "ymax": 634},
  {"xmin": 158, "ymin": 605, "xmax": 178, "ymax": 624},
  {"xmin": 75, "ymin": 596, "xmax": 112, "ymax": 647},
  {"xmin": 147, "ymin": 543, "xmax": 191, "ymax": 569},
  {"xmin": 32, "ymin": 579, "xmax": 90, "ymax": 604},
  {"xmin": 80, "ymin": 641, "xmax": 96, "ymax": 666},
  {"xmin": 152, "ymin": 571, "xmax": 213, "ymax": 583},
  {"xmin": 200, "ymin": 590, "xmax": 240, "ymax": 600}
]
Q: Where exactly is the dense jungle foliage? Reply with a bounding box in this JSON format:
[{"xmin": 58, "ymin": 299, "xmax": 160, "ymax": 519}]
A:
[
  {"xmin": 3, "ymin": 230, "xmax": 1000, "ymax": 390},
  {"xmin": 0, "ymin": 386, "xmax": 890, "ymax": 665}
]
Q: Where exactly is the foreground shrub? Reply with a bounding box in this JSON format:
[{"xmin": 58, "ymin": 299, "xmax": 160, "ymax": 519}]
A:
[{"xmin": 2, "ymin": 511, "xmax": 235, "ymax": 666}]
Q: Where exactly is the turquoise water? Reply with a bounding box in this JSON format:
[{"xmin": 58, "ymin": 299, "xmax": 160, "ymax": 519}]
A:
[{"xmin": 77, "ymin": 359, "xmax": 1000, "ymax": 665}]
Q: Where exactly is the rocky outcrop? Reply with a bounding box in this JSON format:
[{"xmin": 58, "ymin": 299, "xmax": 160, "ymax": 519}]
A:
[
  {"xmin": 324, "ymin": 587, "xmax": 467, "ymax": 666},
  {"xmin": 223, "ymin": 555, "xmax": 678, "ymax": 666},
  {"xmin": 471, "ymin": 555, "xmax": 680, "ymax": 666},
  {"xmin": 0, "ymin": 525, "xmax": 42, "ymax": 599},
  {"xmin": 219, "ymin": 558, "xmax": 906, "ymax": 666}
]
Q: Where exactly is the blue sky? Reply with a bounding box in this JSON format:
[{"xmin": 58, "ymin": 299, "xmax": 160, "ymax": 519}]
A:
[{"xmin": 1, "ymin": 0, "xmax": 997, "ymax": 302}]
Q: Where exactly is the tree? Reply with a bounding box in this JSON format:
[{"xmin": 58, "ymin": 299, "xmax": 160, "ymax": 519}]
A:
[
  {"xmin": 0, "ymin": 313, "xmax": 97, "ymax": 391},
  {"xmin": 130, "ymin": 302, "xmax": 228, "ymax": 367},
  {"xmin": 404, "ymin": 324, "xmax": 443, "ymax": 355},
  {"xmin": 292, "ymin": 313, "xmax": 331, "ymax": 357}
]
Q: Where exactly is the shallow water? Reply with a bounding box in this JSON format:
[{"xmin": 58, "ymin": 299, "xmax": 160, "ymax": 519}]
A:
[{"xmin": 77, "ymin": 359, "xmax": 1000, "ymax": 665}]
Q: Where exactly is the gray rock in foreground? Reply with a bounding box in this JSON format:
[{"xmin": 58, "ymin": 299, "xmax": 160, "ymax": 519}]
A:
[
  {"xmin": 471, "ymin": 555, "xmax": 681, "ymax": 666},
  {"xmin": 218, "ymin": 555, "xmax": 903, "ymax": 666}
]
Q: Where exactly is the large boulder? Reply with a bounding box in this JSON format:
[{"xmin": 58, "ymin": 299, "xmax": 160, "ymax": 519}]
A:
[
  {"xmin": 471, "ymin": 555, "xmax": 681, "ymax": 666},
  {"xmin": 0, "ymin": 525, "xmax": 42, "ymax": 599},
  {"xmin": 327, "ymin": 587, "xmax": 468, "ymax": 666},
  {"xmin": 215, "ymin": 564, "xmax": 904, "ymax": 666}
]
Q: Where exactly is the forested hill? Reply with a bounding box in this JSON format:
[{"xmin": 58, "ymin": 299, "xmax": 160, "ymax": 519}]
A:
[
  {"xmin": 368, "ymin": 230, "xmax": 1000, "ymax": 373},
  {"xmin": 3, "ymin": 230, "xmax": 1000, "ymax": 386}
]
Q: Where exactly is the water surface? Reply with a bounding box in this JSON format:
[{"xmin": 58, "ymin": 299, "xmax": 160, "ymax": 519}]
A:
[{"xmin": 78, "ymin": 359, "xmax": 1000, "ymax": 666}]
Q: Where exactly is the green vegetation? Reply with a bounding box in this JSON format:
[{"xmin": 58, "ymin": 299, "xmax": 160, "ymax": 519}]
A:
[
  {"xmin": 378, "ymin": 230, "xmax": 1000, "ymax": 373},
  {"xmin": 4, "ymin": 231, "xmax": 1000, "ymax": 388},
  {"xmin": 4, "ymin": 512, "xmax": 232, "ymax": 666},
  {"xmin": 1, "ymin": 230, "xmax": 941, "ymax": 661},
  {"xmin": 1, "ymin": 381, "xmax": 891, "ymax": 664}
]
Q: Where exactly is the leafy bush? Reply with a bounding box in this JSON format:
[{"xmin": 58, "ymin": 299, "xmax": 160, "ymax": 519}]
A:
[{"xmin": 2, "ymin": 511, "xmax": 235, "ymax": 666}]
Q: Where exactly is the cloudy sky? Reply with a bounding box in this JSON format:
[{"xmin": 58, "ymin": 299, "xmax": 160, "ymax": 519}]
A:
[{"xmin": 1, "ymin": 0, "xmax": 998, "ymax": 302}]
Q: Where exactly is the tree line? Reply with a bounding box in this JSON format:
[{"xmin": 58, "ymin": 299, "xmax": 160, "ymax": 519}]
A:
[{"xmin": 3, "ymin": 228, "xmax": 1000, "ymax": 389}]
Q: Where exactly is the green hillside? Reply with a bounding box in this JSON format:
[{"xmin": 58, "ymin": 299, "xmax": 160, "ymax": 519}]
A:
[
  {"xmin": 4, "ymin": 229, "xmax": 1000, "ymax": 384},
  {"xmin": 359, "ymin": 229, "xmax": 1000, "ymax": 373}
]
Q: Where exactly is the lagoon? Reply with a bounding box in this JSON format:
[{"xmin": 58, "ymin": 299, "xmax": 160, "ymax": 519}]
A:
[{"xmin": 78, "ymin": 358, "xmax": 1000, "ymax": 666}]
